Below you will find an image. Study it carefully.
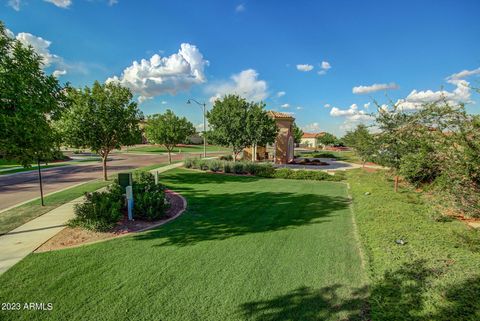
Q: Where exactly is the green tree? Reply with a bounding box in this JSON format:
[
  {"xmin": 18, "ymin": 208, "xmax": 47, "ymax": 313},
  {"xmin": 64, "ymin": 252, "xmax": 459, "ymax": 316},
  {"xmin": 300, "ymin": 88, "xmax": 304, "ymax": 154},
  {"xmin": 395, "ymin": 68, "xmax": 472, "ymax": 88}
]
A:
[
  {"xmin": 317, "ymin": 132, "xmax": 337, "ymax": 147},
  {"xmin": 207, "ymin": 95, "xmax": 251, "ymax": 161},
  {"xmin": 0, "ymin": 22, "xmax": 67, "ymax": 205},
  {"xmin": 343, "ymin": 124, "xmax": 376, "ymax": 166},
  {"xmin": 245, "ymin": 102, "xmax": 278, "ymax": 160},
  {"xmin": 292, "ymin": 122, "xmax": 304, "ymax": 144},
  {"xmin": 58, "ymin": 81, "xmax": 142, "ymax": 180},
  {"xmin": 145, "ymin": 109, "xmax": 195, "ymax": 164}
]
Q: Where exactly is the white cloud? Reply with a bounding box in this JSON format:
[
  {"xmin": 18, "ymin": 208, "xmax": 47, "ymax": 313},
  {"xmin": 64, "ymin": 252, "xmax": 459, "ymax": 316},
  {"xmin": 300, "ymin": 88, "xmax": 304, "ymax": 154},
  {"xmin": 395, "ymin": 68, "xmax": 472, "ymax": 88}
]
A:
[
  {"xmin": 281, "ymin": 103, "xmax": 290, "ymax": 108},
  {"xmin": 107, "ymin": 43, "xmax": 208, "ymax": 102},
  {"xmin": 206, "ymin": 69, "xmax": 268, "ymax": 103},
  {"xmin": 352, "ymin": 82, "xmax": 399, "ymax": 94},
  {"xmin": 161, "ymin": 101, "xmax": 167, "ymax": 105},
  {"xmin": 15, "ymin": 32, "xmax": 63, "ymax": 67},
  {"xmin": 296, "ymin": 64, "xmax": 314, "ymax": 72},
  {"xmin": 276, "ymin": 91, "xmax": 286, "ymax": 97},
  {"xmin": 446, "ymin": 67, "xmax": 480, "ymax": 84},
  {"xmin": 324, "ymin": 103, "xmax": 331, "ymax": 108},
  {"xmin": 302, "ymin": 122, "xmax": 321, "ymax": 132},
  {"xmin": 396, "ymin": 80, "xmax": 472, "ymax": 110},
  {"xmin": 317, "ymin": 70, "xmax": 327, "ymax": 76},
  {"xmin": 8, "ymin": 0, "xmax": 21, "ymax": 10},
  {"xmin": 296, "ymin": 106, "xmax": 303, "ymax": 110},
  {"xmin": 108, "ymin": 0, "xmax": 118, "ymax": 5},
  {"xmin": 53, "ymin": 69, "xmax": 67, "ymax": 77},
  {"xmin": 44, "ymin": 0, "xmax": 72, "ymax": 8},
  {"xmin": 363, "ymin": 102, "xmax": 370, "ymax": 109},
  {"xmin": 321, "ymin": 61, "xmax": 331, "ymax": 70},
  {"xmin": 330, "ymin": 103, "xmax": 374, "ymax": 130},
  {"xmin": 235, "ymin": 3, "xmax": 245, "ymax": 12},
  {"xmin": 5, "ymin": 28, "xmax": 15, "ymax": 38}
]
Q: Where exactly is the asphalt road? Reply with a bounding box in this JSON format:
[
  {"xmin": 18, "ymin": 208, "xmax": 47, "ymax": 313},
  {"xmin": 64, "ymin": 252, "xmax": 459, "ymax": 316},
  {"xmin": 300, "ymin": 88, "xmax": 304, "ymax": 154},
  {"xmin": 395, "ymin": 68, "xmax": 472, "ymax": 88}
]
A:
[{"xmin": 0, "ymin": 152, "xmax": 203, "ymax": 212}]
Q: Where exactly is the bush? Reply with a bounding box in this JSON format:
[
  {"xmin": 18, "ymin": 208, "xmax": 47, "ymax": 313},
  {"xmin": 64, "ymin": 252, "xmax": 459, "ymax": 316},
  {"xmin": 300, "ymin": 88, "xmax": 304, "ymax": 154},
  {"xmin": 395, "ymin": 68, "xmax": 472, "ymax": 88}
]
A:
[
  {"xmin": 274, "ymin": 168, "xmax": 295, "ymax": 179},
  {"xmin": 69, "ymin": 185, "xmax": 123, "ymax": 232},
  {"xmin": 312, "ymin": 152, "xmax": 336, "ymax": 158},
  {"xmin": 133, "ymin": 170, "xmax": 155, "ymax": 185},
  {"xmin": 273, "ymin": 168, "xmax": 344, "ymax": 181},
  {"xmin": 208, "ymin": 160, "xmax": 223, "ymax": 172},
  {"xmin": 254, "ymin": 164, "xmax": 276, "ymax": 178},
  {"xmin": 223, "ymin": 161, "xmax": 232, "ymax": 173},
  {"xmin": 399, "ymin": 150, "xmax": 440, "ymax": 186},
  {"xmin": 132, "ymin": 172, "xmax": 167, "ymax": 221},
  {"xmin": 219, "ymin": 155, "xmax": 233, "ymax": 161},
  {"xmin": 233, "ymin": 162, "xmax": 246, "ymax": 174},
  {"xmin": 184, "ymin": 157, "xmax": 195, "ymax": 168}
]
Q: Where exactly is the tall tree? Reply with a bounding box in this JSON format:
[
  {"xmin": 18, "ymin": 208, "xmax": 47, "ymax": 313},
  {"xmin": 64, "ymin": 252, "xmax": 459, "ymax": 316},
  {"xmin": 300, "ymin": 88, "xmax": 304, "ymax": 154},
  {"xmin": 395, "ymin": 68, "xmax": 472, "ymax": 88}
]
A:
[
  {"xmin": 317, "ymin": 132, "xmax": 337, "ymax": 147},
  {"xmin": 207, "ymin": 95, "xmax": 250, "ymax": 161},
  {"xmin": 58, "ymin": 81, "xmax": 142, "ymax": 180},
  {"xmin": 245, "ymin": 102, "xmax": 278, "ymax": 161},
  {"xmin": 342, "ymin": 124, "xmax": 376, "ymax": 167},
  {"xmin": 145, "ymin": 109, "xmax": 195, "ymax": 164},
  {"xmin": 292, "ymin": 122, "xmax": 304, "ymax": 144},
  {"xmin": 0, "ymin": 22, "xmax": 67, "ymax": 205}
]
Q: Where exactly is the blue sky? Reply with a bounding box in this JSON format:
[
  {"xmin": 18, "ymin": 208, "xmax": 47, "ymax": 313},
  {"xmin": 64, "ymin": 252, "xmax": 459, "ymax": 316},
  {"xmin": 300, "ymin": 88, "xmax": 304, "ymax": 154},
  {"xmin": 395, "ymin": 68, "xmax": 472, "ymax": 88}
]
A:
[{"xmin": 2, "ymin": 0, "xmax": 480, "ymax": 135}]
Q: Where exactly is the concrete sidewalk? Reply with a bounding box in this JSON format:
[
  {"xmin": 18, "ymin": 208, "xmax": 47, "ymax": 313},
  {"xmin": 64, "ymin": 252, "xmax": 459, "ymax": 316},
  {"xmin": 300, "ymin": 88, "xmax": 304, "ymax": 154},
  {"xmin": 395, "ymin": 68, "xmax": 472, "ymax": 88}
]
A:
[{"xmin": 0, "ymin": 162, "xmax": 184, "ymax": 275}]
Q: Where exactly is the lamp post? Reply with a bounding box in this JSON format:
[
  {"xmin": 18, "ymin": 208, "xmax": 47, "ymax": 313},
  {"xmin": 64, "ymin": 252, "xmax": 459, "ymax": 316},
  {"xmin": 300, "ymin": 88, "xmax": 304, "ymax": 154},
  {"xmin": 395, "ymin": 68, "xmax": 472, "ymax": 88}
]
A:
[{"xmin": 187, "ymin": 98, "xmax": 207, "ymax": 158}]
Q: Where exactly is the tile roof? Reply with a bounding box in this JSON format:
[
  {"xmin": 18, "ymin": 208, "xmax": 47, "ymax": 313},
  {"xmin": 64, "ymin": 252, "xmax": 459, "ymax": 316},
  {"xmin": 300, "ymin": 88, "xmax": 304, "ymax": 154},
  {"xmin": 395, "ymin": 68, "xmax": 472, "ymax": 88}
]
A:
[{"xmin": 267, "ymin": 111, "xmax": 295, "ymax": 119}]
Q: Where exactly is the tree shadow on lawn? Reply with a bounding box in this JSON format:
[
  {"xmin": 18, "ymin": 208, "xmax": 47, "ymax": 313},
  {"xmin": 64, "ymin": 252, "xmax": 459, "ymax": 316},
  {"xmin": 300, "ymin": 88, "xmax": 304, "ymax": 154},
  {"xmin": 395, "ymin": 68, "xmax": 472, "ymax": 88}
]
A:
[
  {"xmin": 239, "ymin": 260, "xmax": 480, "ymax": 321},
  {"xmin": 134, "ymin": 183, "xmax": 349, "ymax": 246}
]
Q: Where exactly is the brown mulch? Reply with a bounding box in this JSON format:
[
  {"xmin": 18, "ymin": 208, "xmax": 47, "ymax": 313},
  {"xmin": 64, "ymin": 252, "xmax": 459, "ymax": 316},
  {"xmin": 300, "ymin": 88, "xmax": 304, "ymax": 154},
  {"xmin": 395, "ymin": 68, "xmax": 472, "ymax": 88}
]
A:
[{"xmin": 35, "ymin": 190, "xmax": 186, "ymax": 253}]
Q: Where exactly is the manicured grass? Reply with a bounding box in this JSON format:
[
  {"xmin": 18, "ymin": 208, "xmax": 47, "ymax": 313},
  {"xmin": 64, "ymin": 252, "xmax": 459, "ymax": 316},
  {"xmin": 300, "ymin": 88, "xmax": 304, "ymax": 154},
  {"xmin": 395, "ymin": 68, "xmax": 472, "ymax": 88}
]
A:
[
  {"xmin": 0, "ymin": 162, "xmax": 171, "ymax": 235},
  {"xmin": 126, "ymin": 144, "xmax": 229, "ymax": 153},
  {"xmin": 0, "ymin": 169, "xmax": 366, "ymax": 321},
  {"xmin": 347, "ymin": 169, "xmax": 480, "ymax": 320}
]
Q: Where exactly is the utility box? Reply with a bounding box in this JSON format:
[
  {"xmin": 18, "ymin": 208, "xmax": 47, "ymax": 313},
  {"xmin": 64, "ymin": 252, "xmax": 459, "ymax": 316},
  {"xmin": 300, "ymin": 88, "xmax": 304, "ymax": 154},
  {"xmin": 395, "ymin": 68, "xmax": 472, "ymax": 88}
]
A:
[{"xmin": 118, "ymin": 172, "xmax": 132, "ymax": 189}]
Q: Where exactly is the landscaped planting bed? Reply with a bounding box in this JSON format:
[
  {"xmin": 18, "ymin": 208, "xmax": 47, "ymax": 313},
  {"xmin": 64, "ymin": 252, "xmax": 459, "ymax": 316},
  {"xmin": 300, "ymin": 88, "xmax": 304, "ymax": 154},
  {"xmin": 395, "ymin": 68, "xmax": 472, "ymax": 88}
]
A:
[{"xmin": 184, "ymin": 157, "xmax": 345, "ymax": 181}]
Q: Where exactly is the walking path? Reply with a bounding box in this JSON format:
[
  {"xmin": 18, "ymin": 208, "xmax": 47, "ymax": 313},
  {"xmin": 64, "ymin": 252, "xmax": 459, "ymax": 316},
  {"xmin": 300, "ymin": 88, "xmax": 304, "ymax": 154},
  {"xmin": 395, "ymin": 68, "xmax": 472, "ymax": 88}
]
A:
[{"xmin": 0, "ymin": 162, "xmax": 184, "ymax": 275}]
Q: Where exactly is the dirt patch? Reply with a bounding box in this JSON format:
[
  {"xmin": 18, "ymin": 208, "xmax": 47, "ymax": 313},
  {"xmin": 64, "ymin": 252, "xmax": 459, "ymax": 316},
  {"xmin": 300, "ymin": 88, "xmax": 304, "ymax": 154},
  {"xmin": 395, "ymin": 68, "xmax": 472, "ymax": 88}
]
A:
[{"xmin": 35, "ymin": 190, "xmax": 186, "ymax": 253}]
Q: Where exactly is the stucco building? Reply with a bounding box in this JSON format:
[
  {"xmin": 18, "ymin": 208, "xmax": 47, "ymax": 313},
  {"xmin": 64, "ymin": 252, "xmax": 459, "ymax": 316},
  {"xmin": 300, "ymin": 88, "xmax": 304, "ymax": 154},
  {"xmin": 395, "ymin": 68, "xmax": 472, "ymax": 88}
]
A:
[{"xmin": 244, "ymin": 111, "xmax": 295, "ymax": 164}]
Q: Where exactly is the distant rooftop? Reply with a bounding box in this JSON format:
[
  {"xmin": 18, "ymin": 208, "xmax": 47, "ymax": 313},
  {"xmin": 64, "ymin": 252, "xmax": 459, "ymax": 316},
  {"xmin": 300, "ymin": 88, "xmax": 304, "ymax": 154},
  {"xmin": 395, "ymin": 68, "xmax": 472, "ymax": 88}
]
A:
[
  {"xmin": 267, "ymin": 111, "xmax": 295, "ymax": 120},
  {"xmin": 302, "ymin": 132, "xmax": 325, "ymax": 138}
]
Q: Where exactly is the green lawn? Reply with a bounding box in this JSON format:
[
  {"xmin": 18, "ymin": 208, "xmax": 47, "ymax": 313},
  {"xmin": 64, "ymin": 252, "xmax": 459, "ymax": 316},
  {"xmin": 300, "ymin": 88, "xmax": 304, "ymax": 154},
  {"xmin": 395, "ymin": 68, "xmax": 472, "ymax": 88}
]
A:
[
  {"xmin": 0, "ymin": 169, "xmax": 367, "ymax": 321},
  {"xmin": 0, "ymin": 158, "xmax": 102, "ymax": 175},
  {"xmin": 347, "ymin": 169, "xmax": 480, "ymax": 320},
  {"xmin": 126, "ymin": 144, "xmax": 229, "ymax": 154},
  {"xmin": 0, "ymin": 162, "xmax": 172, "ymax": 235}
]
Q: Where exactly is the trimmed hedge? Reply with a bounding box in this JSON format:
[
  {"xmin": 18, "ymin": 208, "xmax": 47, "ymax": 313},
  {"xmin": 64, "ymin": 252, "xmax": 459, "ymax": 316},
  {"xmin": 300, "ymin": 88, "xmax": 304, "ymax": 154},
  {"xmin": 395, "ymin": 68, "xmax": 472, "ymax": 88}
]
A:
[{"xmin": 184, "ymin": 158, "xmax": 345, "ymax": 181}]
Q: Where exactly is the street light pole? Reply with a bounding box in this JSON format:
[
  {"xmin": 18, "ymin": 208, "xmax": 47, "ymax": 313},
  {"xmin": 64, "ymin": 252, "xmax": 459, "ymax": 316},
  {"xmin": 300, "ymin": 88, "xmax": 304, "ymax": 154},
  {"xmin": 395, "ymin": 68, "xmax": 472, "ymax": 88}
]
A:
[{"xmin": 187, "ymin": 99, "xmax": 207, "ymax": 158}]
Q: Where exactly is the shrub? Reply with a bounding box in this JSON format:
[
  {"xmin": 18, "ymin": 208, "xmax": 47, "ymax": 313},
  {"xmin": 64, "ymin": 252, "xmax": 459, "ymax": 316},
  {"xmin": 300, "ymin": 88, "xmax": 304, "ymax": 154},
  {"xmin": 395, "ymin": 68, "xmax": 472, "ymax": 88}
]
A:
[
  {"xmin": 133, "ymin": 170, "xmax": 155, "ymax": 185},
  {"xmin": 223, "ymin": 161, "xmax": 232, "ymax": 173},
  {"xmin": 399, "ymin": 150, "xmax": 440, "ymax": 186},
  {"xmin": 133, "ymin": 172, "xmax": 167, "ymax": 221},
  {"xmin": 219, "ymin": 155, "xmax": 233, "ymax": 161},
  {"xmin": 254, "ymin": 164, "xmax": 275, "ymax": 178},
  {"xmin": 208, "ymin": 160, "xmax": 223, "ymax": 172},
  {"xmin": 184, "ymin": 157, "xmax": 195, "ymax": 168},
  {"xmin": 274, "ymin": 168, "xmax": 294, "ymax": 179},
  {"xmin": 197, "ymin": 159, "xmax": 209, "ymax": 170},
  {"xmin": 233, "ymin": 162, "xmax": 246, "ymax": 174},
  {"xmin": 244, "ymin": 162, "xmax": 258, "ymax": 175},
  {"xmin": 273, "ymin": 168, "xmax": 344, "ymax": 181},
  {"xmin": 312, "ymin": 152, "xmax": 336, "ymax": 158},
  {"xmin": 69, "ymin": 186, "xmax": 123, "ymax": 232}
]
